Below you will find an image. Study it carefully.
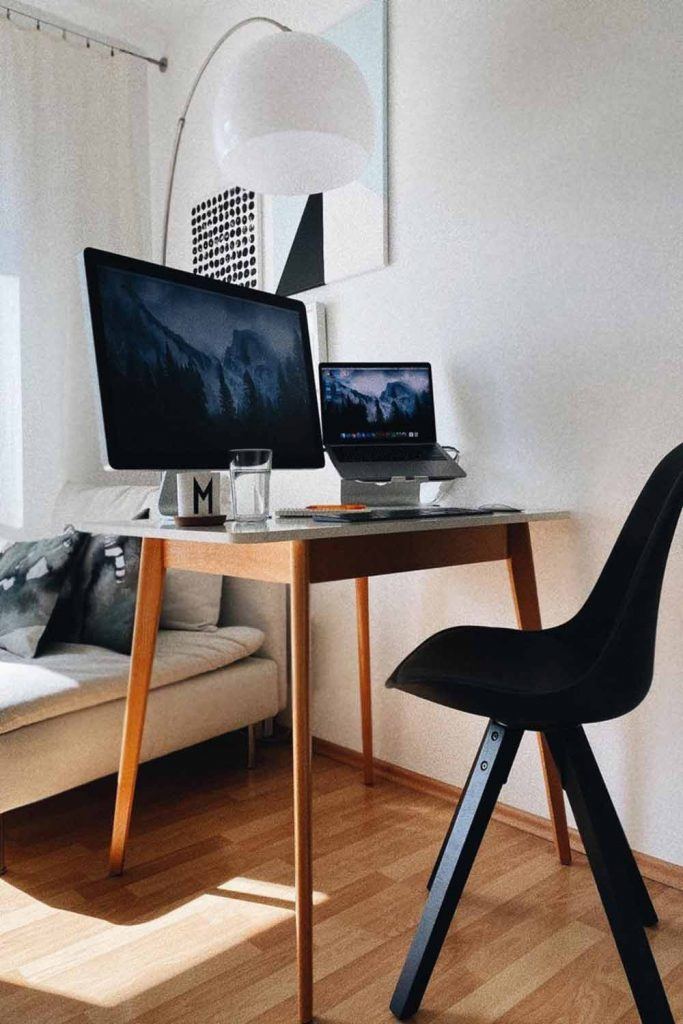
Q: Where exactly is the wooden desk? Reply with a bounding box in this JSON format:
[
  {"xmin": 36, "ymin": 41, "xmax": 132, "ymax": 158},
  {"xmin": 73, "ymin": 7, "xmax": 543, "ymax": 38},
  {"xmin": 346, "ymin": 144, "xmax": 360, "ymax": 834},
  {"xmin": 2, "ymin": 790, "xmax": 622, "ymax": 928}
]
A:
[{"xmin": 81, "ymin": 510, "xmax": 571, "ymax": 1024}]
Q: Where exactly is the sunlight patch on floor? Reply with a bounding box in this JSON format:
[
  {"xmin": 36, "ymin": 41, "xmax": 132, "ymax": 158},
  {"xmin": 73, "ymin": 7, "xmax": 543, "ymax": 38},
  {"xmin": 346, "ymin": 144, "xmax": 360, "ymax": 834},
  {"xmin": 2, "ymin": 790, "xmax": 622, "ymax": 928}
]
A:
[
  {"xmin": 218, "ymin": 876, "xmax": 329, "ymax": 907},
  {"xmin": 0, "ymin": 877, "xmax": 328, "ymax": 1008}
]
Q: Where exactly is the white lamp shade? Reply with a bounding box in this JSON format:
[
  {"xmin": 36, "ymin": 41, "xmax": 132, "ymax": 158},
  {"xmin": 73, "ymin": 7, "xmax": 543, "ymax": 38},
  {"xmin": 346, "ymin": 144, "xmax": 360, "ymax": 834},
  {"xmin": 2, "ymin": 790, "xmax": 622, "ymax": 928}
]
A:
[{"xmin": 213, "ymin": 31, "xmax": 375, "ymax": 195}]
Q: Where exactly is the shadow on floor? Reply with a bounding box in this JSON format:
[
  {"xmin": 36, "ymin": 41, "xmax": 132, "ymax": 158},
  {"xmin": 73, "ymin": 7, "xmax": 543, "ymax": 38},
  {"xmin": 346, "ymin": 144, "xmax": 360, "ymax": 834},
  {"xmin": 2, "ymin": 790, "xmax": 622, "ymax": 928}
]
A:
[{"xmin": 2, "ymin": 730, "xmax": 300, "ymax": 927}]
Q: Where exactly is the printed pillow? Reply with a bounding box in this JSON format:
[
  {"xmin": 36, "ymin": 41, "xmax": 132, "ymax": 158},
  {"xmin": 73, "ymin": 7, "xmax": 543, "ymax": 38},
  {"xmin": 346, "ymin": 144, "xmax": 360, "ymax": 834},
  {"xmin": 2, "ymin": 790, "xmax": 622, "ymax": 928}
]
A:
[
  {"xmin": 50, "ymin": 533, "xmax": 224, "ymax": 654},
  {"xmin": 49, "ymin": 534, "xmax": 142, "ymax": 655},
  {"xmin": 0, "ymin": 528, "xmax": 82, "ymax": 658}
]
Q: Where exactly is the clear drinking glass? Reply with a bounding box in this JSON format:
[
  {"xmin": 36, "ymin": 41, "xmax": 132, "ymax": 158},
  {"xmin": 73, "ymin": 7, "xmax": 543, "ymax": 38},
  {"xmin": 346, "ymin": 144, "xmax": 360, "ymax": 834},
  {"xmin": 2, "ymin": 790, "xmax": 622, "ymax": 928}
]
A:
[{"xmin": 229, "ymin": 449, "xmax": 272, "ymax": 522}]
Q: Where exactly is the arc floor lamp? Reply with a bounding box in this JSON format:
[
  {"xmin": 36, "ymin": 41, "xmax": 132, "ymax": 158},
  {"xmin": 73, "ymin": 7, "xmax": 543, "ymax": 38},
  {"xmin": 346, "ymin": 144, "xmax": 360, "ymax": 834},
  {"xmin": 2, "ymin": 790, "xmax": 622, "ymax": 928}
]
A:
[
  {"xmin": 157, "ymin": 20, "xmax": 375, "ymax": 1022},
  {"xmin": 160, "ymin": 15, "xmax": 375, "ymax": 263}
]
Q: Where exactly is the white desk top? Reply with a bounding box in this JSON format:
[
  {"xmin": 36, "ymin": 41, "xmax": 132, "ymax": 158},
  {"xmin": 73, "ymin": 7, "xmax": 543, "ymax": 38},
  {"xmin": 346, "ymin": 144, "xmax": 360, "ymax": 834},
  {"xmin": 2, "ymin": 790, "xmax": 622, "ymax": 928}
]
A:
[{"xmin": 76, "ymin": 509, "xmax": 570, "ymax": 545}]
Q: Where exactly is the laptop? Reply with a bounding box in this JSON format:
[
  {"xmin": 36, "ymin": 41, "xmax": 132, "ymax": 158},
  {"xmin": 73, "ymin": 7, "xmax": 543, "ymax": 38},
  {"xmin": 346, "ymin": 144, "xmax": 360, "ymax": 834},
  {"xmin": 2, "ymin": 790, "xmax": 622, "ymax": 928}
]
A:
[{"xmin": 319, "ymin": 362, "xmax": 466, "ymax": 481}]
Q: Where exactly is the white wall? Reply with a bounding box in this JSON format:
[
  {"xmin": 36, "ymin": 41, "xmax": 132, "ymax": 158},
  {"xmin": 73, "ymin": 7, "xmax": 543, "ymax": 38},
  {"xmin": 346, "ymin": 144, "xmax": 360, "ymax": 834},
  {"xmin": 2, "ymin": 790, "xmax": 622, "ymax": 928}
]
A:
[{"xmin": 148, "ymin": 0, "xmax": 681, "ymax": 864}]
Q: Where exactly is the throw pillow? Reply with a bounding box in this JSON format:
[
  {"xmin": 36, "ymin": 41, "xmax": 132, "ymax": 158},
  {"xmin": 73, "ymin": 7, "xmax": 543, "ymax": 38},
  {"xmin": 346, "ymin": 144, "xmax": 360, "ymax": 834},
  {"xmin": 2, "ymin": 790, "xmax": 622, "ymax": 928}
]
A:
[
  {"xmin": 50, "ymin": 534, "xmax": 224, "ymax": 655},
  {"xmin": 49, "ymin": 533, "xmax": 142, "ymax": 655},
  {"xmin": 0, "ymin": 527, "xmax": 82, "ymax": 658}
]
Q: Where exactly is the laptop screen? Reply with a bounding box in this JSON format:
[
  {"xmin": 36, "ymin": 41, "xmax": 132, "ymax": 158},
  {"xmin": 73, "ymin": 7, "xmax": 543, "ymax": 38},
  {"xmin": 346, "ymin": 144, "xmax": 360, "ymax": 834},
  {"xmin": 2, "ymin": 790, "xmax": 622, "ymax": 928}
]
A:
[{"xmin": 319, "ymin": 363, "xmax": 436, "ymax": 445}]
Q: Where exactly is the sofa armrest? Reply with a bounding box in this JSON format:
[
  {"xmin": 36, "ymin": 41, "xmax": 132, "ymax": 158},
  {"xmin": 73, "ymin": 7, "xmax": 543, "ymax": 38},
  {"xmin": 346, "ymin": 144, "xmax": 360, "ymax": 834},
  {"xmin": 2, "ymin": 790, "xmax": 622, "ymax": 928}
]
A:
[
  {"xmin": 52, "ymin": 482, "xmax": 159, "ymax": 531},
  {"xmin": 219, "ymin": 579, "xmax": 288, "ymax": 711}
]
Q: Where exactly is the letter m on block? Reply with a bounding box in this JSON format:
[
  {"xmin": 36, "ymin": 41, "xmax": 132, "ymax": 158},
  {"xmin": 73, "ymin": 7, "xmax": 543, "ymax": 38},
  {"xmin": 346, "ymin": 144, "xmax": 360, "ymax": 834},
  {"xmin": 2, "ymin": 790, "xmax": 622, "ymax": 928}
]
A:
[{"xmin": 193, "ymin": 478, "xmax": 214, "ymax": 515}]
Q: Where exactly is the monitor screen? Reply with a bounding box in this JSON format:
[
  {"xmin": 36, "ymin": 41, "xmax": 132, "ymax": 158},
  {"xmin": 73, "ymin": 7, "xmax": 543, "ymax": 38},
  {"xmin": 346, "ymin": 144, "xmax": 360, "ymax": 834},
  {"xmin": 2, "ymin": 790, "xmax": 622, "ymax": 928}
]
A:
[
  {"xmin": 319, "ymin": 363, "xmax": 436, "ymax": 445},
  {"xmin": 82, "ymin": 249, "xmax": 324, "ymax": 470}
]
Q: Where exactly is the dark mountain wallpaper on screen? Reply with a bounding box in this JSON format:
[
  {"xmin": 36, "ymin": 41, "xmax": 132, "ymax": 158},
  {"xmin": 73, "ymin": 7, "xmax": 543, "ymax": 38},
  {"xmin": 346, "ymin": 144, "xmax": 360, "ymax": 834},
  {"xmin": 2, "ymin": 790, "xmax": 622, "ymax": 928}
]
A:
[
  {"xmin": 321, "ymin": 367, "xmax": 434, "ymax": 440},
  {"xmin": 97, "ymin": 267, "xmax": 317, "ymax": 462}
]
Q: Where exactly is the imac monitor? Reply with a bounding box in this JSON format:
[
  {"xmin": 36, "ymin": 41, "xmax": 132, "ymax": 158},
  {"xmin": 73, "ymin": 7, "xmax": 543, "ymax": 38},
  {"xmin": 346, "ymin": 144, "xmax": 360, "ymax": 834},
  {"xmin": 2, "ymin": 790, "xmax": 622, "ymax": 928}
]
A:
[{"xmin": 81, "ymin": 248, "xmax": 324, "ymax": 470}]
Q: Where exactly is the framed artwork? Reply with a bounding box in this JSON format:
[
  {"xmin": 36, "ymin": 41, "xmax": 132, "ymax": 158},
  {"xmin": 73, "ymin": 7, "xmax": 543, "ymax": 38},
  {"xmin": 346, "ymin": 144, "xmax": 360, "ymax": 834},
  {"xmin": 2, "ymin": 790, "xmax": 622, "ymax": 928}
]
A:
[
  {"xmin": 189, "ymin": 0, "xmax": 387, "ymax": 297},
  {"xmin": 191, "ymin": 186, "xmax": 263, "ymax": 289},
  {"xmin": 264, "ymin": 0, "xmax": 388, "ymax": 294}
]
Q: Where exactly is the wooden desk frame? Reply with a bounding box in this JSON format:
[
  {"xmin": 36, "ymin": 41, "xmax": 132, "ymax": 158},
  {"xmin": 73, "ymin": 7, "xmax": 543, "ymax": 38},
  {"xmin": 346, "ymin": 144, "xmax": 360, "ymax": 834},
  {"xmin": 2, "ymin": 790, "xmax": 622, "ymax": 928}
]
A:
[{"xmin": 108, "ymin": 520, "xmax": 571, "ymax": 1024}]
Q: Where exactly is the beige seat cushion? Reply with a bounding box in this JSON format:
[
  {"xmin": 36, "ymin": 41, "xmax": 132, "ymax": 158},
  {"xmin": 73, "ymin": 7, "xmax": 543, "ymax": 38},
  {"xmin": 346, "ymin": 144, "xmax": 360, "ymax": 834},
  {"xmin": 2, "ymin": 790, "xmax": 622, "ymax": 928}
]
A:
[{"xmin": 0, "ymin": 625, "xmax": 264, "ymax": 735}]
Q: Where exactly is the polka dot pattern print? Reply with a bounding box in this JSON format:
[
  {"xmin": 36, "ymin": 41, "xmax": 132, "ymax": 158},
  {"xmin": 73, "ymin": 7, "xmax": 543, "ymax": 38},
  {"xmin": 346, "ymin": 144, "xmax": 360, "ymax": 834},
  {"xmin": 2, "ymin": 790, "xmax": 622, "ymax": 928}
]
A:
[{"xmin": 191, "ymin": 187, "xmax": 260, "ymax": 288}]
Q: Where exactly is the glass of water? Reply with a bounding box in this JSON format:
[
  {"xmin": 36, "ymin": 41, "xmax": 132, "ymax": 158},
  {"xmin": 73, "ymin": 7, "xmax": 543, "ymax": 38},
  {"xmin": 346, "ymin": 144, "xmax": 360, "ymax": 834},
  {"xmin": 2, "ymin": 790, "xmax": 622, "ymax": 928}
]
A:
[{"xmin": 229, "ymin": 449, "xmax": 272, "ymax": 522}]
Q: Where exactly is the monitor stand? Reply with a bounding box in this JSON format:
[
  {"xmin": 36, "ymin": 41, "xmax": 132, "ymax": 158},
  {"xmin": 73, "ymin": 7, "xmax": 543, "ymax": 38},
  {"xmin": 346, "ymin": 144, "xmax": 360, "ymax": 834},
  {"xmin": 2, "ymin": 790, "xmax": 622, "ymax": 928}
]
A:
[
  {"xmin": 158, "ymin": 470, "xmax": 179, "ymax": 517},
  {"xmin": 159, "ymin": 470, "xmax": 231, "ymax": 520},
  {"xmin": 340, "ymin": 478, "xmax": 424, "ymax": 507}
]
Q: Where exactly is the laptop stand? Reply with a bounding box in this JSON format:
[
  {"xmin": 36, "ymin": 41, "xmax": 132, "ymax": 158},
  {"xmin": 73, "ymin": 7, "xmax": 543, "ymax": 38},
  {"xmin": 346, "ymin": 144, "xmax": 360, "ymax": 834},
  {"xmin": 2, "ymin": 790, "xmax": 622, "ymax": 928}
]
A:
[{"xmin": 339, "ymin": 478, "xmax": 437, "ymax": 507}]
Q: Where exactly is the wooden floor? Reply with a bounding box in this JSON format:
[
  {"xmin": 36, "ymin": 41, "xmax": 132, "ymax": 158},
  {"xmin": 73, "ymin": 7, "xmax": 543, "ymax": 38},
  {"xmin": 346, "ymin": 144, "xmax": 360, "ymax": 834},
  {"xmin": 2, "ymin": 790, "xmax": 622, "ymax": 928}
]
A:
[{"xmin": 1, "ymin": 735, "xmax": 681, "ymax": 1024}]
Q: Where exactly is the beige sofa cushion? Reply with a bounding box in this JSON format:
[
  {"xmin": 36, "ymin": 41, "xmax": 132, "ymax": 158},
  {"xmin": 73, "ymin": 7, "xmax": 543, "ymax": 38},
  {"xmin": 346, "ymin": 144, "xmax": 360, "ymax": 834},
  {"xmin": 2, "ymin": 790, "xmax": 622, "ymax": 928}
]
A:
[
  {"xmin": 0, "ymin": 656, "xmax": 280, "ymax": 814},
  {"xmin": 160, "ymin": 570, "xmax": 223, "ymax": 631},
  {"xmin": 0, "ymin": 625, "xmax": 264, "ymax": 735}
]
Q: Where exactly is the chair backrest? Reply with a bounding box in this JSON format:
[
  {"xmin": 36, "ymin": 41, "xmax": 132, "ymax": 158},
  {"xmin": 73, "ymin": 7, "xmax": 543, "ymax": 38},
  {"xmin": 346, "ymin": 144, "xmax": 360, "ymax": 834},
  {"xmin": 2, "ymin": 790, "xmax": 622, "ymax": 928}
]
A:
[{"xmin": 573, "ymin": 443, "xmax": 683, "ymax": 708}]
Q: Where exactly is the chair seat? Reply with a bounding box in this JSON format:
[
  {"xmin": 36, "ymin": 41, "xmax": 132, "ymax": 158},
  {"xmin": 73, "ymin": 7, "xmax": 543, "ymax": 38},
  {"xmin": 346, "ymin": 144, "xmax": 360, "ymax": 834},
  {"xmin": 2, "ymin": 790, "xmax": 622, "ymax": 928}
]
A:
[{"xmin": 386, "ymin": 624, "xmax": 597, "ymax": 728}]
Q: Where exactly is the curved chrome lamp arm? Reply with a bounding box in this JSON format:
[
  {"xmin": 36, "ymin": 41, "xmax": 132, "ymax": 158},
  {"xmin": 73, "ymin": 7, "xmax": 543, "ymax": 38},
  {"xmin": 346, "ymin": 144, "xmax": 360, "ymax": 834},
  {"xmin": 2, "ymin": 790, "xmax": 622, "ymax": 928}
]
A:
[{"xmin": 161, "ymin": 16, "xmax": 291, "ymax": 264}]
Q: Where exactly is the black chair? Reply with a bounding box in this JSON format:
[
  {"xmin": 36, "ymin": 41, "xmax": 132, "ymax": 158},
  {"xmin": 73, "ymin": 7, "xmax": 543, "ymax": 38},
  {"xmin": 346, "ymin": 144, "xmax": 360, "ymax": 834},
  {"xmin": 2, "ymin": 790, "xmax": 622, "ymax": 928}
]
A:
[{"xmin": 386, "ymin": 443, "xmax": 683, "ymax": 1023}]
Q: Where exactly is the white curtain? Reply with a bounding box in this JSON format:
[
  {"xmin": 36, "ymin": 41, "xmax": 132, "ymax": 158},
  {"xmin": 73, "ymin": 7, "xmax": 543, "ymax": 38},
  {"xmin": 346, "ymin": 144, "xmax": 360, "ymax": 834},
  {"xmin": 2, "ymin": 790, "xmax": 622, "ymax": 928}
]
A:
[{"xmin": 0, "ymin": 20, "xmax": 151, "ymax": 537}]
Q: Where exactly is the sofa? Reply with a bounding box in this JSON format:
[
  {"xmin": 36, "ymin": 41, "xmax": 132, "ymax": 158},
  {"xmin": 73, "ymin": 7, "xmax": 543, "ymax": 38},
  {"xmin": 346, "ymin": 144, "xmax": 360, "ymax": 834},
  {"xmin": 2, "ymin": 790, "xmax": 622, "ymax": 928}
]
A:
[{"xmin": 0, "ymin": 483, "xmax": 288, "ymax": 870}]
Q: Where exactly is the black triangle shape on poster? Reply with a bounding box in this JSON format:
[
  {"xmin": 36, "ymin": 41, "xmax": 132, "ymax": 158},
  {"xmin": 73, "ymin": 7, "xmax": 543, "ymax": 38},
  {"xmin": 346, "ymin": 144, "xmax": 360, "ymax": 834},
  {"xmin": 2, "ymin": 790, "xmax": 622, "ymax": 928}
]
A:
[{"xmin": 276, "ymin": 193, "xmax": 325, "ymax": 295}]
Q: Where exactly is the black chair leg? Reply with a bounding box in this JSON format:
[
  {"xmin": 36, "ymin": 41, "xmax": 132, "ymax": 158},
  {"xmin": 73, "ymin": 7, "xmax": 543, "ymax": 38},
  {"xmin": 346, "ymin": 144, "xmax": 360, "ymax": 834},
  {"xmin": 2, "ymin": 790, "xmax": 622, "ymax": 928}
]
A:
[
  {"xmin": 545, "ymin": 728, "xmax": 673, "ymax": 1024},
  {"xmin": 559, "ymin": 726, "xmax": 657, "ymax": 925},
  {"xmin": 426, "ymin": 737, "xmax": 496, "ymax": 891},
  {"xmin": 427, "ymin": 774, "xmax": 468, "ymax": 891},
  {"xmin": 390, "ymin": 720, "xmax": 522, "ymax": 1020}
]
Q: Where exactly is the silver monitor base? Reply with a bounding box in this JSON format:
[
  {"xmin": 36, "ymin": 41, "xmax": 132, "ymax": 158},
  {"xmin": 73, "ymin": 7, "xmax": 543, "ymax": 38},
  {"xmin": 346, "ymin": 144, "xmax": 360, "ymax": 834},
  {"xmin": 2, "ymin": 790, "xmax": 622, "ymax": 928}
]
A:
[{"xmin": 158, "ymin": 470, "xmax": 179, "ymax": 517}]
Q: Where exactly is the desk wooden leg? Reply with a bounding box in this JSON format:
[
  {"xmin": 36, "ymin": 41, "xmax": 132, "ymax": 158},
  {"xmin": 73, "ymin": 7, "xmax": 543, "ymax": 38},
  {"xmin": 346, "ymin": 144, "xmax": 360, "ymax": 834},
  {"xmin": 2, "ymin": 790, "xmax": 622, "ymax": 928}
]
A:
[
  {"xmin": 507, "ymin": 523, "xmax": 572, "ymax": 866},
  {"xmin": 355, "ymin": 577, "xmax": 374, "ymax": 786},
  {"xmin": 109, "ymin": 538, "xmax": 165, "ymax": 876},
  {"xmin": 290, "ymin": 541, "xmax": 313, "ymax": 1024}
]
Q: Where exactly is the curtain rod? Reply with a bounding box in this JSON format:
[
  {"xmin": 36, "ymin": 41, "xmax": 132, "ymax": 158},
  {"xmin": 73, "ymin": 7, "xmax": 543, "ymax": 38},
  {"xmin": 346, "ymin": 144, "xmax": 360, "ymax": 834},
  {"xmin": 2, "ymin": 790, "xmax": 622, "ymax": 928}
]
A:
[{"xmin": 2, "ymin": 4, "xmax": 168, "ymax": 70}]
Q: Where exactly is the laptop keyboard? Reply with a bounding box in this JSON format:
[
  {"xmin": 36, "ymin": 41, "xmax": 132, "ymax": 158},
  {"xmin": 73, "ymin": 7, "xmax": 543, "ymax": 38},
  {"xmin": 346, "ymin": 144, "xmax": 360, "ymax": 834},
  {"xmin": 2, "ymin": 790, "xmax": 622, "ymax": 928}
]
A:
[{"xmin": 335, "ymin": 444, "xmax": 447, "ymax": 462}]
